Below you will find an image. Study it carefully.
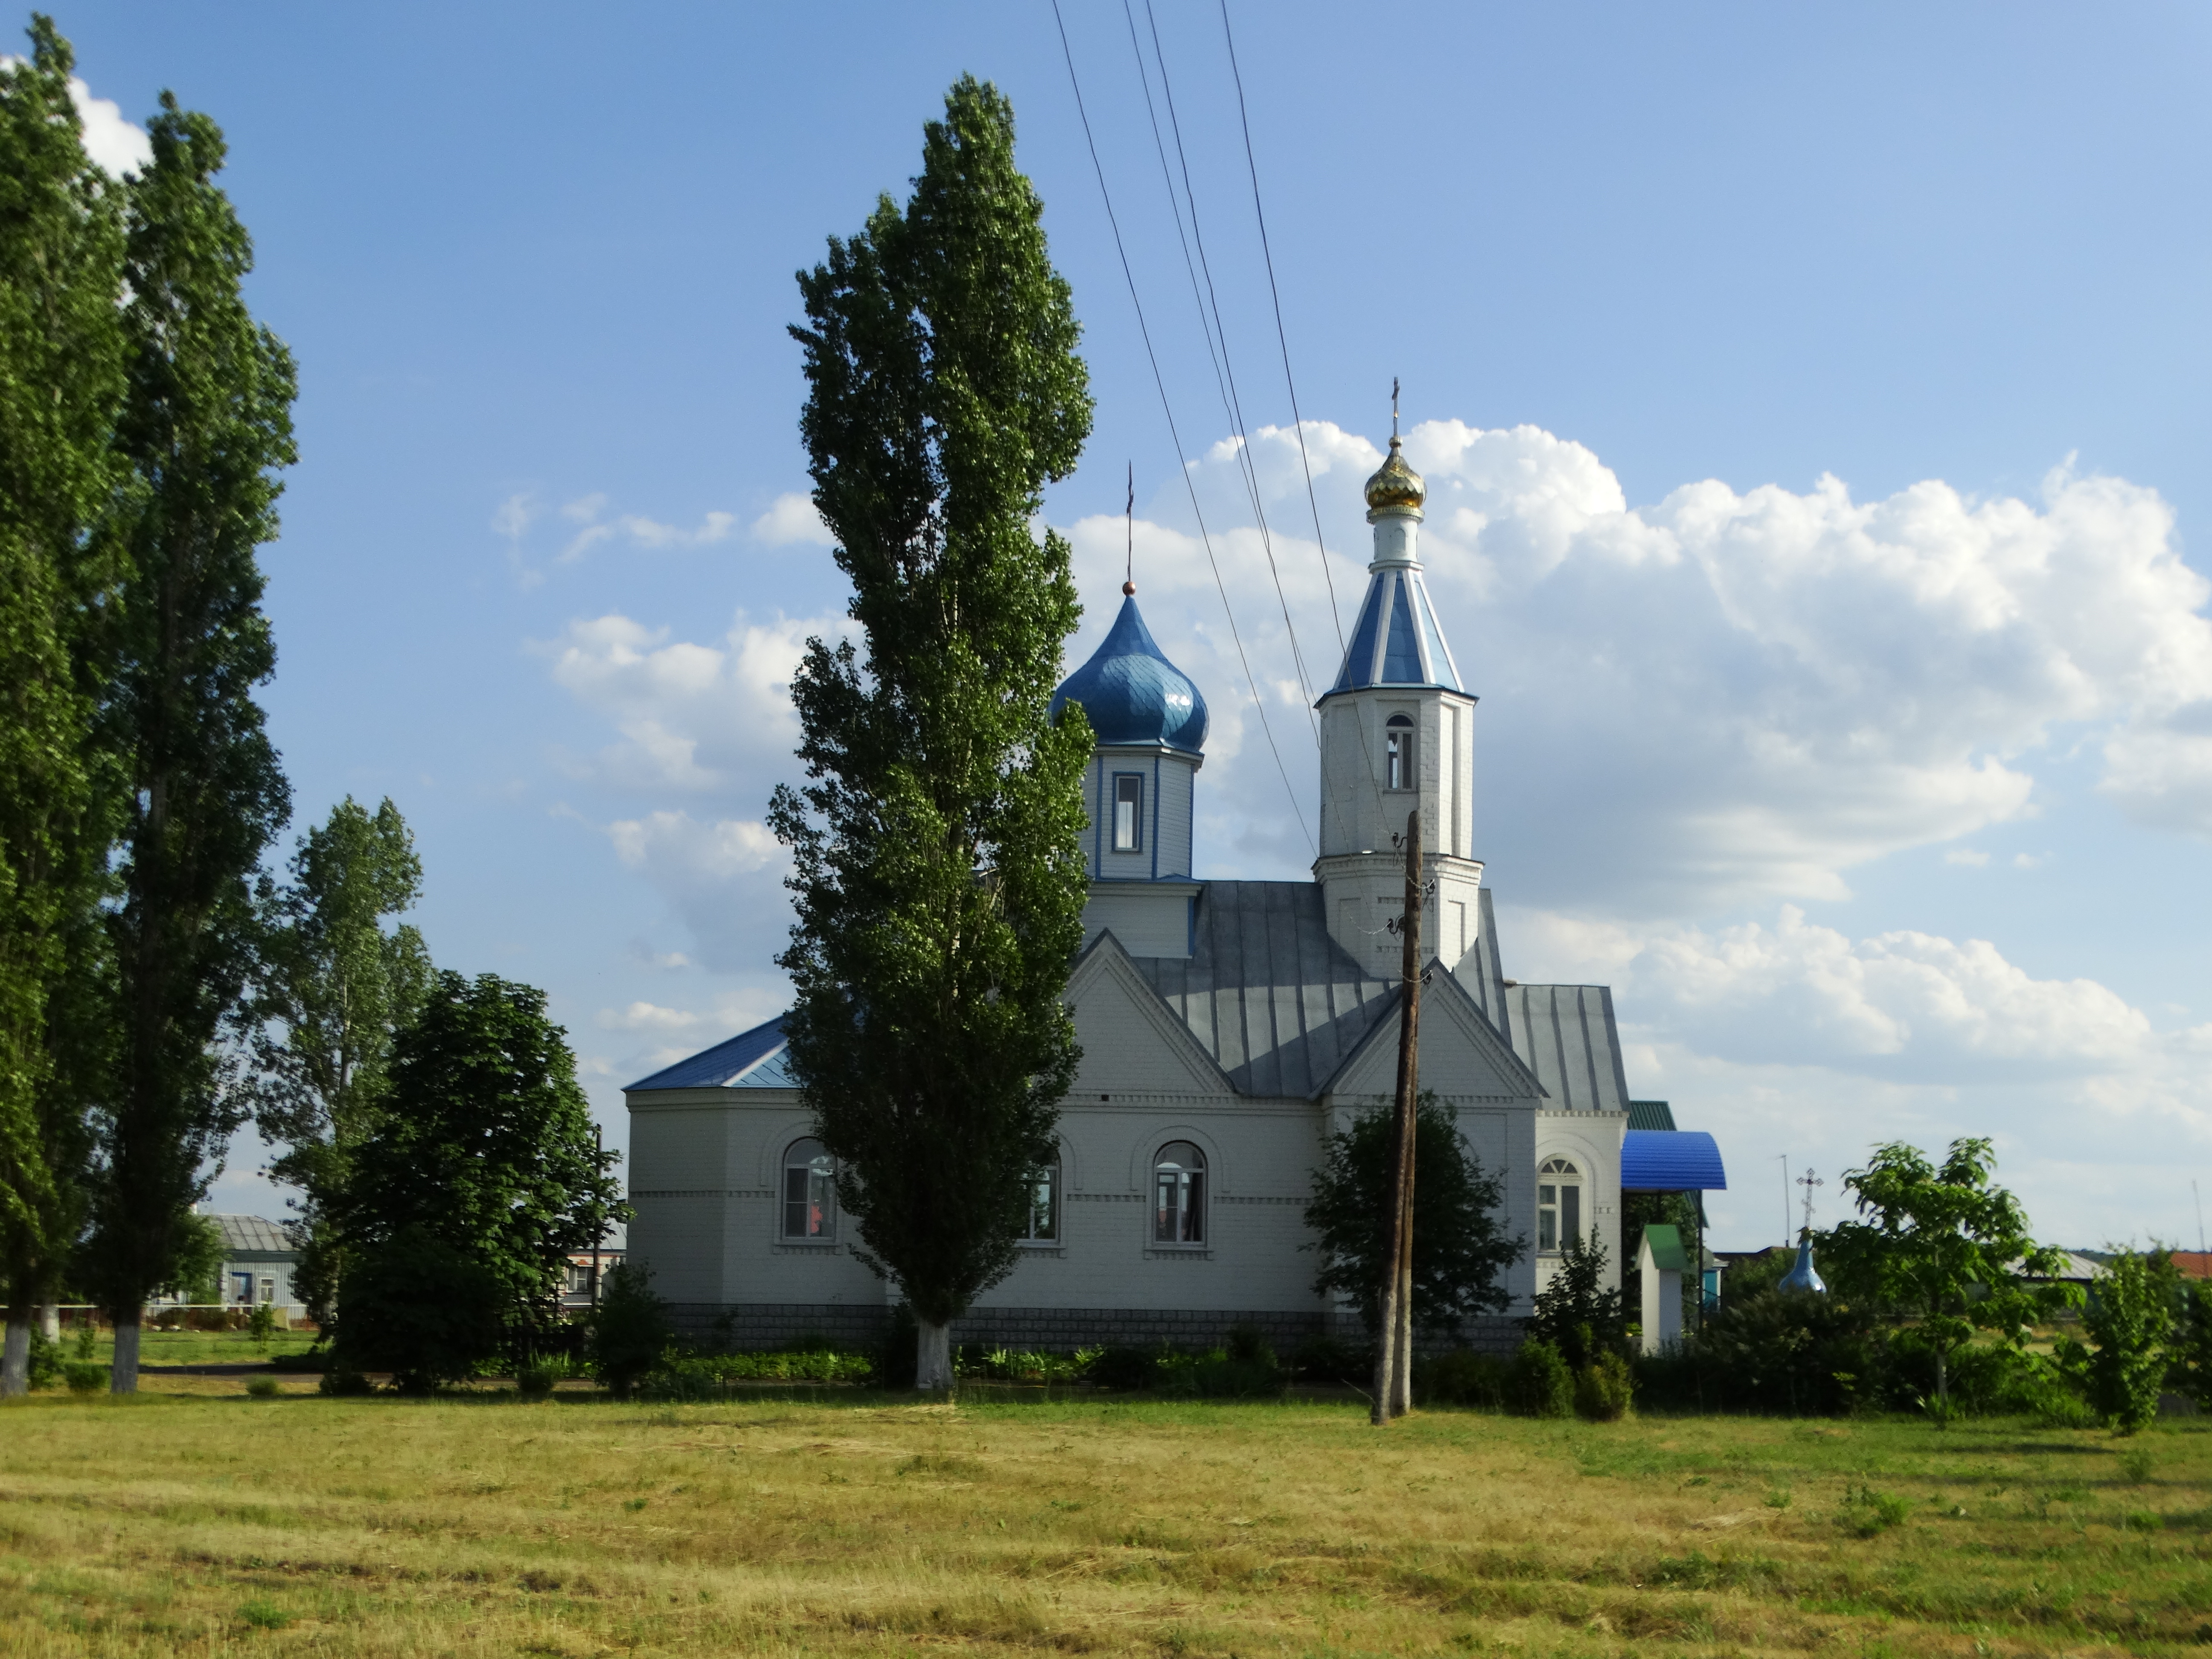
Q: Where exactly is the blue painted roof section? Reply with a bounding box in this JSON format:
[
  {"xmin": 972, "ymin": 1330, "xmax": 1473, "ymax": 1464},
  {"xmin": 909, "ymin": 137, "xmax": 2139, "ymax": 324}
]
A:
[
  {"xmin": 1328, "ymin": 566, "xmax": 1464, "ymax": 696},
  {"xmin": 1051, "ymin": 595, "xmax": 1208, "ymax": 754},
  {"xmin": 626, "ymin": 1014, "xmax": 795, "ymax": 1091},
  {"xmin": 1381, "ymin": 573, "xmax": 1426, "ymax": 681},
  {"xmin": 1620, "ymin": 1129, "xmax": 1727, "ymax": 1191}
]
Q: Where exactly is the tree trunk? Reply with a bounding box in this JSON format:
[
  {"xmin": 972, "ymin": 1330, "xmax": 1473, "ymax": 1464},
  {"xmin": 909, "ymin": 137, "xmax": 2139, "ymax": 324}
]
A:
[
  {"xmin": 915, "ymin": 1318, "xmax": 953, "ymax": 1391},
  {"xmin": 1376, "ymin": 809, "xmax": 1423, "ymax": 1424},
  {"xmin": 110, "ymin": 1318, "xmax": 139, "ymax": 1394},
  {"xmin": 39, "ymin": 1304, "xmax": 58, "ymax": 1342},
  {"xmin": 1935, "ymin": 1343, "xmax": 1947, "ymax": 1404},
  {"xmin": 1, "ymin": 1318, "xmax": 27, "ymax": 1396}
]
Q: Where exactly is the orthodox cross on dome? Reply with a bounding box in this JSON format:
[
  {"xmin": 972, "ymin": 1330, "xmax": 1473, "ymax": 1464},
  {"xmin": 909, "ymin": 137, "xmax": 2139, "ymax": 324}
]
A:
[
  {"xmin": 1391, "ymin": 375, "xmax": 1400, "ymax": 442},
  {"xmin": 1797, "ymin": 1167, "xmax": 1824, "ymax": 1239},
  {"xmin": 1123, "ymin": 460, "xmax": 1135, "ymax": 596}
]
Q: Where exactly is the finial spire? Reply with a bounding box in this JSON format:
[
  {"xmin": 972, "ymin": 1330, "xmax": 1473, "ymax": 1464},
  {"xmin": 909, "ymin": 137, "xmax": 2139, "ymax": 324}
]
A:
[
  {"xmin": 1797, "ymin": 1167, "xmax": 1824, "ymax": 1240},
  {"xmin": 1122, "ymin": 461, "xmax": 1135, "ymax": 596},
  {"xmin": 1391, "ymin": 376, "xmax": 1400, "ymax": 443}
]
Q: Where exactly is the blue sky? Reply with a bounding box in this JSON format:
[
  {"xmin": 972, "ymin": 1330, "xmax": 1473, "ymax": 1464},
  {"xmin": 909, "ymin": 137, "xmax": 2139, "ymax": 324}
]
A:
[{"xmin": 55, "ymin": 3, "xmax": 2212, "ymax": 1249}]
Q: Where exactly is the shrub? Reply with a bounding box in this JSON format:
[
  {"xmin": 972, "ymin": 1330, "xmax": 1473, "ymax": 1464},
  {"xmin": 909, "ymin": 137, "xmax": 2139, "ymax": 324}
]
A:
[
  {"xmin": 1289, "ymin": 1335, "xmax": 1367, "ymax": 1385},
  {"xmin": 332, "ymin": 1224, "xmax": 506, "ymax": 1394},
  {"xmin": 318, "ymin": 1365, "xmax": 374, "ymax": 1396},
  {"xmin": 1087, "ymin": 1344, "xmax": 1165, "ymax": 1392},
  {"xmin": 1416, "ymin": 1348, "xmax": 1508, "ymax": 1409},
  {"xmin": 1508, "ymin": 1338, "xmax": 1573, "ymax": 1418},
  {"xmin": 244, "ymin": 1376, "xmax": 281, "ymax": 1399},
  {"xmin": 1160, "ymin": 1346, "xmax": 1284, "ymax": 1400},
  {"xmin": 1575, "ymin": 1350, "xmax": 1635, "ymax": 1421},
  {"xmin": 2082, "ymin": 1249, "xmax": 2179, "ymax": 1433},
  {"xmin": 64, "ymin": 1360, "xmax": 105, "ymax": 1394},
  {"xmin": 246, "ymin": 1303, "xmax": 280, "ymax": 1348},
  {"xmin": 587, "ymin": 1262, "xmax": 671, "ymax": 1400},
  {"xmin": 1529, "ymin": 1235, "xmax": 1627, "ymax": 1368},
  {"xmin": 877, "ymin": 1304, "xmax": 919, "ymax": 1390},
  {"xmin": 516, "ymin": 1362, "xmax": 559, "ymax": 1399},
  {"xmin": 2174, "ymin": 1280, "xmax": 2212, "ymax": 1412},
  {"xmin": 25, "ymin": 1328, "xmax": 61, "ymax": 1390}
]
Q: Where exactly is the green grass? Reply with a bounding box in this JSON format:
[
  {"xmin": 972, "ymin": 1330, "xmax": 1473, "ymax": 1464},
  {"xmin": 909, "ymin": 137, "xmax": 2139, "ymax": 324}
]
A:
[
  {"xmin": 0, "ymin": 1388, "xmax": 2206, "ymax": 1656},
  {"xmin": 67, "ymin": 1326, "xmax": 320, "ymax": 1367}
]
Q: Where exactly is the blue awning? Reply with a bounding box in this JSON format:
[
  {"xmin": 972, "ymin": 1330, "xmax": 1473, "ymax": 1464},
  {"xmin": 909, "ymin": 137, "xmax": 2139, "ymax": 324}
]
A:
[{"xmin": 1621, "ymin": 1129, "xmax": 1726, "ymax": 1191}]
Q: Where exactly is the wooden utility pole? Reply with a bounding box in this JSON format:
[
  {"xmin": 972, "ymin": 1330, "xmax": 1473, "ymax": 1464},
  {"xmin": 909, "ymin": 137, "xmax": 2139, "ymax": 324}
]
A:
[{"xmin": 1372, "ymin": 808, "xmax": 1423, "ymax": 1424}]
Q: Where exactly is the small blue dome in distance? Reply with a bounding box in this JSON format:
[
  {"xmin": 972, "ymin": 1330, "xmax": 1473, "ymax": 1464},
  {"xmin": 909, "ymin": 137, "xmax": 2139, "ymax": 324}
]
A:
[{"xmin": 1051, "ymin": 594, "xmax": 1208, "ymax": 754}]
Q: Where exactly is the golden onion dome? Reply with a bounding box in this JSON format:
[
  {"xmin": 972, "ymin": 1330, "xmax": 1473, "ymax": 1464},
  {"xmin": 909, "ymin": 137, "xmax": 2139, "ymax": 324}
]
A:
[{"xmin": 1364, "ymin": 435, "xmax": 1425, "ymax": 514}]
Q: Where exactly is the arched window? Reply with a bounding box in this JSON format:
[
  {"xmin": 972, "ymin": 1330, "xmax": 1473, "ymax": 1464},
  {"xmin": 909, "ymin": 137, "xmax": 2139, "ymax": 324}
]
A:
[
  {"xmin": 1154, "ymin": 1141, "xmax": 1206, "ymax": 1244},
  {"xmin": 782, "ymin": 1138, "xmax": 835, "ymax": 1240},
  {"xmin": 1022, "ymin": 1158, "xmax": 1060, "ymax": 1243},
  {"xmin": 1538, "ymin": 1157, "xmax": 1581, "ymax": 1254},
  {"xmin": 1385, "ymin": 714, "xmax": 1416, "ymax": 792}
]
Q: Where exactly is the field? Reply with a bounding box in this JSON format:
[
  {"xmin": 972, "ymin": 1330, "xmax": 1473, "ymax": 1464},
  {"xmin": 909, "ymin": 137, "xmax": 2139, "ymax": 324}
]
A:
[{"xmin": 2, "ymin": 1384, "xmax": 2208, "ymax": 1658}]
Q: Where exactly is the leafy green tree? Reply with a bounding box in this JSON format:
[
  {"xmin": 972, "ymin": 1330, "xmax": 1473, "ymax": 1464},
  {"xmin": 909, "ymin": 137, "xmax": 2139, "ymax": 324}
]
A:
[
  {"xmin": 1530, "ymin": 1232, "xmax": 1628, "ymax": 1368},
  {"xmin": 769, "ymin": 76, "xmax": 1094, "ymax": 1390},
  {"xmin": 588, "ymin": 1260, "xmax": 672, "ymax": 1400},
  {"xmin": 331, "ymin": 972, "xmax": 624, "ymax": 1369},
  {"xmin": 1818, "ymin": 1138, "xmax": 2075, "ymax": 1404},
  {"xmin": 166, "ymin": 1210, "xmax": 224, "ymax": 1306},
  {"xmin": 2078, "ymin": 1248, "xmax": 2179, "ymax": 1434},
  {"xmin": 1305, "ymin": 1093, "xmax": 1524, "ymax": 1339},
  {"xmin": 81, "ymin": 87, "xmax": 297, "ymax": 1393},
  {"xmin": 333, "ymin": 1223, "xmax": 504, "ymax": 1394},
  {"xmin": 250, "ymin": 796, "xmax": 433, "ymax": 1319},
  {"xmin": 0, "ymin": 17, "xmax": 127, "ymax": 1397},
  {"xmin": 2172, "ymin": 1278, "xmax": 2212, "ymax": 1414}
]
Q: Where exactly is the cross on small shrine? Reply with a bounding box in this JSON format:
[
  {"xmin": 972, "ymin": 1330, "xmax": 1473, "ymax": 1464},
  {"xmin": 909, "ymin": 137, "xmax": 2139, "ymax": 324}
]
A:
[{"xmin": 1797, "ymin": 1167, "xmax": 1824, "ymax": 1237}]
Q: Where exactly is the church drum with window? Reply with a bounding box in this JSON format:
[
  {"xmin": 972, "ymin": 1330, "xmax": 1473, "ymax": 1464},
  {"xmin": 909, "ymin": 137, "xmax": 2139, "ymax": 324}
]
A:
[{"xmin": 624, "ymin": 426, "xmax": 1727, "ymax": 1352}]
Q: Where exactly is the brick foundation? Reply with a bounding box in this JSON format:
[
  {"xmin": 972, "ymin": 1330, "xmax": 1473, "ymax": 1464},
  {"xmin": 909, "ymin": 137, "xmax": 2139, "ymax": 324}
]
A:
[{"xmin": 665, "ymin": 1302, "xmax": 1525, "ymax": 1357}]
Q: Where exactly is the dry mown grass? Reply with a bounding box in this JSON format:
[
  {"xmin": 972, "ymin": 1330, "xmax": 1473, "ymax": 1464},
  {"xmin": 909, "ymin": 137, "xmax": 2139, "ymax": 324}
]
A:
[{"xmin": 2, "ymin": 1379, "xmax": 2208, "ymax": 1657}]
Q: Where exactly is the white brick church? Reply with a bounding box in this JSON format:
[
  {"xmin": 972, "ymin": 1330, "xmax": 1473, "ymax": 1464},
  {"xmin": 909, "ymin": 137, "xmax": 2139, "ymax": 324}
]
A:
[{"xmin": 625, "ymin": 430, "xmax": 1724, "ymax": 1350}]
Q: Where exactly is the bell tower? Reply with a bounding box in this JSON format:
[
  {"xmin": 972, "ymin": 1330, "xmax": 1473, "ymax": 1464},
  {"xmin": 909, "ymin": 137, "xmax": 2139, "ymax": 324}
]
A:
[{"xmin": 1315, "ymin": 401, "xmax": 1485, "ymax": 980}]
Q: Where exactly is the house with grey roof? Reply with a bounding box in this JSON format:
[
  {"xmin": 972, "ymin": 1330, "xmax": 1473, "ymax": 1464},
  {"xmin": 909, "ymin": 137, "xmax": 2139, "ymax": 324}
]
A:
[
  {"xmin": 626, "ymin": 426, "xmax": 1727, "ymax": 1352},
  {"xmin": 206, "ymin": 1214, "xmax": 303, "ymax": 1313}
]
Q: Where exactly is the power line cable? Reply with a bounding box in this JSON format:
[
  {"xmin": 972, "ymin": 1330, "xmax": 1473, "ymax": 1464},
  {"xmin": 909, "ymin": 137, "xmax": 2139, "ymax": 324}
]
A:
[
  {"xmin": 1048, "ymin": 0, "xmax": 1313, "ymax": 853},
  {"xmin": 1202, "ymin": 0, "xmax": 1395, "ymax": 849},
  {"xmin": 1135, "ymin": 0, "xmax": 1321, "ymax": 736},
  {"xmin": 1218, "ymin": 0, "xmax": 1345, "ymax": 658}
]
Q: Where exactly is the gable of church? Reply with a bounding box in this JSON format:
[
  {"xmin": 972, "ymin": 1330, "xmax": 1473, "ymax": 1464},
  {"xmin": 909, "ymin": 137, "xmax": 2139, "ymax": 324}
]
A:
[
  {"xmin": 1066, "ymin": 931, "xmax": 1238, "ymax": 1097},
  {"xmin": 1322, "ymin": 957, "xmax": 1548, "ymax": 1104}
]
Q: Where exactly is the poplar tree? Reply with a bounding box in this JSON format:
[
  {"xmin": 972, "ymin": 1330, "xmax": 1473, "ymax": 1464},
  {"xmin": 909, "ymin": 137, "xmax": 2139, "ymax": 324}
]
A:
[
  {"xmin": 86, "ymin": 90, "xmax": 295, "ymax": 1392},
  {"xmin": 0, "ymin": 17, "xmax": 126, "ymax": 1396},
  {"xmin": 250, "ymin": 796, "xmax": 434, "ymax": 1320},
  {"xmin": 771, "ymin": 76, "xmax": 1094, "ymax": 1391}
]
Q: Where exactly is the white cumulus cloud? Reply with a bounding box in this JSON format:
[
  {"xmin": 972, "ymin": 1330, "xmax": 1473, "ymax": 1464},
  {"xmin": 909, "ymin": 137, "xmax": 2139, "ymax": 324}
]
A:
[
  {"xmin": 1065, "ymin": 419, "xmax": 2212, "ymax": 912},
  {"xmin": 751, "ymin": 491, "xmax": 835, "ymax": 547},
  {"xmin": 541, "ymin": 609, "xmax": 845, "ymax": 792}
]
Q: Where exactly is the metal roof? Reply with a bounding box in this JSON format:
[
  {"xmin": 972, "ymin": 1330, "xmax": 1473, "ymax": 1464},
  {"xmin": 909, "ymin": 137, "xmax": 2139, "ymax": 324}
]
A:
[
  {"xmin": 1051, "ymin": 594, "xmax": 1209, "ymax": 754},
  {"xmin": 1324, "ymin": 563, "xmax": 1464, "ymax": 698},
  {"xmin": 208, "ymin": 1214, "xmax": 299, "ymax": 1256},
  {"xmin": 1637, "ymin": 1222, "xmax": 1691, "ymax": 1273},
  {"xmin": 1129, "ymin": 881, "xmax": 1395, "ymax": 1098},
  {"xmin": 627, "ymin": 1015, "xmax": 796, "ymax": 1092},
  {"xmin": 1628, "ymin": 1099, "xmax": 1676, "ymax": 1132},
  {"xmin": 1621, "ymin": 1129, "xmax": 1728, "ymax": 1191},
  {"xmin": 1498, "ymin": 983, "xmax": 1633, "ymax": 1114}
]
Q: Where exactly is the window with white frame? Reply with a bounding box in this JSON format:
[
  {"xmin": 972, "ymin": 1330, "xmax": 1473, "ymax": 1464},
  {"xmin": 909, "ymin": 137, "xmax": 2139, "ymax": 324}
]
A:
[
  {"xmin": 1021, "ymin": 1159, "xmax": 1059, "ymax": 1243},
  {"xmin": 1385, "ymin": 714, "xmax": 1416, "ymax": 791},
  {"xmin": 1112, "ymin": 773, "xmax": 1144, "ymax": 852},
  {"xmin": 1537, "ymin": 1158, "xmax": 1581, "ymax": 1254},
  {"xmin": 1153, "ymin": 1141, "xmax": 1206, "ymax": 1243},
  {"xmin": 782, "ymin": 1138, "xmax": 836, "ymax": 1240}
]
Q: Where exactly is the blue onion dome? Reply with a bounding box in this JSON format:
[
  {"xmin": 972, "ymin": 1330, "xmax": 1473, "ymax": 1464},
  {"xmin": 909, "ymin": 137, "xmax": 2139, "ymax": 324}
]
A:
[{"xmin": 1051, "ymin": 591, "xmax": 1208, "ymax": 754}]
